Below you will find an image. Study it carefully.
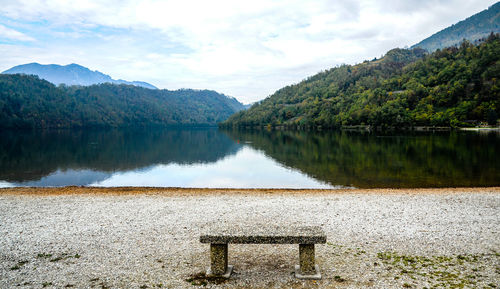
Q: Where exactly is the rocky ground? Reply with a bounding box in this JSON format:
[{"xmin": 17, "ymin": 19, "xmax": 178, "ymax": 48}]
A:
[{"xmin": 0, "ymin": 187, "xmax": 499, "ymax": 288}]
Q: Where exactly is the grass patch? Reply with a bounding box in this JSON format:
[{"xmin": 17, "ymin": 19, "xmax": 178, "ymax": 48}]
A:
[
  {"xmin": 37, "ymin": 253, "xmax": 53, "ymax": 258},
  {"xmin": 377, "ymin": 251, "xmax": 494, "ymax": 288},
  {"xmin": 328, "ymin": 242, "xmax": 366, "ymax": 257},
  {"xmin": 50, "ymin": 256, "xmax": 64, "ymax": 262},
  {"xmin": 48, "ymin": 253, "xmax": 81, "ymax": 262},
  {"xmin": 10, "ymin": 260, "xmax": 28, "ymax": 270},
  {"xmin": 333, "ymin": 275, "xmax": 346, "ymax": 282}
]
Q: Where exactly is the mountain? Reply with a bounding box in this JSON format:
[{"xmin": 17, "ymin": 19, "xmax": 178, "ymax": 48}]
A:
[
  {"xmin": 2, "ymin": 63, "xmax": 157, "ymax": 89},
  {"xmin": 222, "ymin": 34, "xmax": 500, "ymax": 129},
  {"xmin": 412, "ymin": 2, "xmax": 500, "ymax": 52},
  {"xmin": 115, "ymin": 80, "xmax": 157, "ymax": 90},
  {"xmin": 0, "ymin": 74, "xmax": 246, "ymax": 128}
]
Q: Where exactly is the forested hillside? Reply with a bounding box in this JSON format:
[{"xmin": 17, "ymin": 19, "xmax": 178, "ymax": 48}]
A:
[
  {"xmin": 222, "ymin": 34, "xmax": 500, "ymax": 129},
  {"xmin": 0, "ymin": 75, "xmax": 245, "ymax": 128},
  {"xmin": 412, "ymin": 2, "xmax": 500, "ymax": 52}
]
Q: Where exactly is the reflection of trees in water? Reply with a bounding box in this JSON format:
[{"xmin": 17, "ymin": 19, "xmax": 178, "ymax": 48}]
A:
[
  {"xmin": 0, "ymin": 128, "xmax": 241, "ymax": 182},
  {"xmin": 224, "ymin": 129, "xmax": 500, "ymax": 188}
]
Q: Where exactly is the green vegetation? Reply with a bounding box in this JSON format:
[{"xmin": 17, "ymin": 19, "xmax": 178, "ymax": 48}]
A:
[
  {"xmin": 10, "ymin": 260, "xmax": 28, "ymax": 270},
  {"xmin": 0, "ymin": 76, "xmax": 244, "ymax": 129},
  {"xmin": 326, "ymin": 243, "xmax": 498, "ymax": 288},
  {"xmin": 377, "ymin": 251, "xmax": 496, "ymax": 288},
  {"xmin": 413, "ymin": 2, "xmax": 500, "ymax": 52},
  {"xmin": 222, "ymin": 34, "xmax": 500, "ymax": 130},
  {"xmin": 48, "ymin": 253, "xmax": 80, "ymax": 262},
  {"xmin": 37, "ymin": 253, "xmax": 53, "ymax": 258},
  {"xmin": 333, "ymin": 275, "xmax": 346, "ymax": 282}
]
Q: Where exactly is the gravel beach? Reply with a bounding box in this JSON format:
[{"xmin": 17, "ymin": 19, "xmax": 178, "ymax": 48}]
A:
[{"xmin": 0, "ymin": 187, "xmax": 499, "ymax": 288}]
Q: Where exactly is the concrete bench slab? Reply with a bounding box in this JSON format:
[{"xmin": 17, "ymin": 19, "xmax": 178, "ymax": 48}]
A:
[
  {"xmin": 200, "ymin": 225, "xmax": 326, "ymax": 244},
  {"xmin": 200, "ymin": 225, "xmax": 326, "ymax": 279}
]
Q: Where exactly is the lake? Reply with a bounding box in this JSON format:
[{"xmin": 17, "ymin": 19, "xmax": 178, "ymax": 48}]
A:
[{"xmin": 0, "ymin": 128, "xmax": 499, "ymax": 188}]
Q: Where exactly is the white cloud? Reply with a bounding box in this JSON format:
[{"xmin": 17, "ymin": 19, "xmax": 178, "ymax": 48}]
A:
[
  {"xmin": 0, "ymin": 24, "xmax": 35, "ymax": 41},
  {"xmin": 0, "ymin": 0, "xmax": 497, "ymax": 103}
]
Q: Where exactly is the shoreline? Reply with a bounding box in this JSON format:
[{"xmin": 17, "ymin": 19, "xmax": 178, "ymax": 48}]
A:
[
  {"xmin": 1, "ymin": 186, "xmax": 498, "ymax": 288},
  {"xmin": 1, "ymin": 186, "xmax": 499, "ymax": 196}
]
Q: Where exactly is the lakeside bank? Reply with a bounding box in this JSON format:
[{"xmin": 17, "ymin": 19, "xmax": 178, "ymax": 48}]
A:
[{"xmin": 1, "ymin": 187, "xmax": 498, "ymax": 288}]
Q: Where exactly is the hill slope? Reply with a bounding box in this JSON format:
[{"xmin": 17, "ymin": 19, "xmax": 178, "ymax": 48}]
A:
[
  {"xmin": 222, "ymin": 35, "xmax": 500, "ymax": 129},
  {"xmin": 0, "ymin": 75, "xmax": 245, "ymax": 128},
  {"xmin": 2, "ymin": 63, "xmax": 157, "ymax": 89},
  {"xmin": 412, "ymin": 2, "xmax": 500, "ymax": 52}
]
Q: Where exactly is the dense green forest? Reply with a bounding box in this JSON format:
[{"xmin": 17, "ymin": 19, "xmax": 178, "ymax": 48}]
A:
[
  {"xmin": 222, "ymin": 34, "xmax": 500, "ymax": 129},
  {"xmin": 0, "ymin": 75, "xmax": 244, "ymax": 129},
  {"xmin": 412, "ymin": 2, "xmax": 499, "ymax": 52}
]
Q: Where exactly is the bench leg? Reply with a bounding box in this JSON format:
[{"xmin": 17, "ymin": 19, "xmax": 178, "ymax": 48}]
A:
[
  {"xmin": 207, "ymin": 243, "xmax": 233, "ymax": 278},
  {"xmin": 295, "ymin": 244, "xmax": 321, "ymax": 279},
  {"xmin": 299, "ymin": 244, "xmax": 315, "ymax": 274}
]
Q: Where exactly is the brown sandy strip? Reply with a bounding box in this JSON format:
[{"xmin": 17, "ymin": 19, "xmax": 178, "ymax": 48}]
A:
[{"xmin": 0, "ymin": 186, "xmax": 499, "ymax": 196}]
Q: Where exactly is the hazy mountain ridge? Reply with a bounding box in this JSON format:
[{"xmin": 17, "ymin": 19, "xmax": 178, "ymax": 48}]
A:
[
  {"xmin": 0, "ymin": 74, "xmax": 246, "ymax": 128},
  {"xmin": 2, "ymin": 63, "xmax": 158, "ymax": 89},
  {"xmin": 412, "ymin": 2, "xmax": 500, "ymax": 52}
]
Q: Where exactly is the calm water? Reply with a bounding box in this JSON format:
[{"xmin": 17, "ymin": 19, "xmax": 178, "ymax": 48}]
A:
[{"xmin": 0, "ymin": 128, "xmax": 499, "ymax": 188}]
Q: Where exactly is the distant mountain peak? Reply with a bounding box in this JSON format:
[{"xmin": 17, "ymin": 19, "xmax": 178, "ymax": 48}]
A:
[
  {"xmin": 412, "ymin": 2, "xmax": 500, "ymax": 52},
  {"xmin": 2, "ymin": 63, "xmax": 157, "ymax": 89}
]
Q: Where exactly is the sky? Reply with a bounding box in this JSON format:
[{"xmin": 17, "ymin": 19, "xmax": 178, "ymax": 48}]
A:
[{"xmin": 0, "ymin": 0, "xmax": 497, "ymax": 104}]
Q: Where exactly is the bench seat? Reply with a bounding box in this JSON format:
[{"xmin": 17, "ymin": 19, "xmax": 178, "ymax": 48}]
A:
[
  {"xmin": 200, "ymin": 225, "xmax": 326, "ymax": 279},
  {"xmin": 200, "ymin": 225, "xmax": 326, "ymax": 244}
]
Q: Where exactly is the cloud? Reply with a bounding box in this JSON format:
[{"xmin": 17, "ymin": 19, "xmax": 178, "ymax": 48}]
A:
[
  {"xmin": 0, "ymin": 24, "xmax": 35, "ymax": 42},
  {"xmin": 0, "ymin": 0, "xmax": 497, "ymax": 104}
]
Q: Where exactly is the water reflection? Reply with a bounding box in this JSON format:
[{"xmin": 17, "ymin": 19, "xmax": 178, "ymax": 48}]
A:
[
  {"xmin": 0, "ymin": 128, "xmax": 498, "ymax": 188},
  {"xmin": 224, "ymin": 129, "xmax": 500, "ymax": 188},
  {"xmin": 90, "ymin": 147, "xmax": 334, "ymax": 188},
  {"xmin": 15, "ymin": 169, "xmax": 111, "ymax": 187},
  {"xmin": 0, "ymin": 128, "xmax": 241, "ymax": 186}
]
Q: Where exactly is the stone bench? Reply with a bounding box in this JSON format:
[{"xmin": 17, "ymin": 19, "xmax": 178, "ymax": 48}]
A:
[{"xmin": 200, "ymin": 225, "xmax": 326, "ymax": 279}]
